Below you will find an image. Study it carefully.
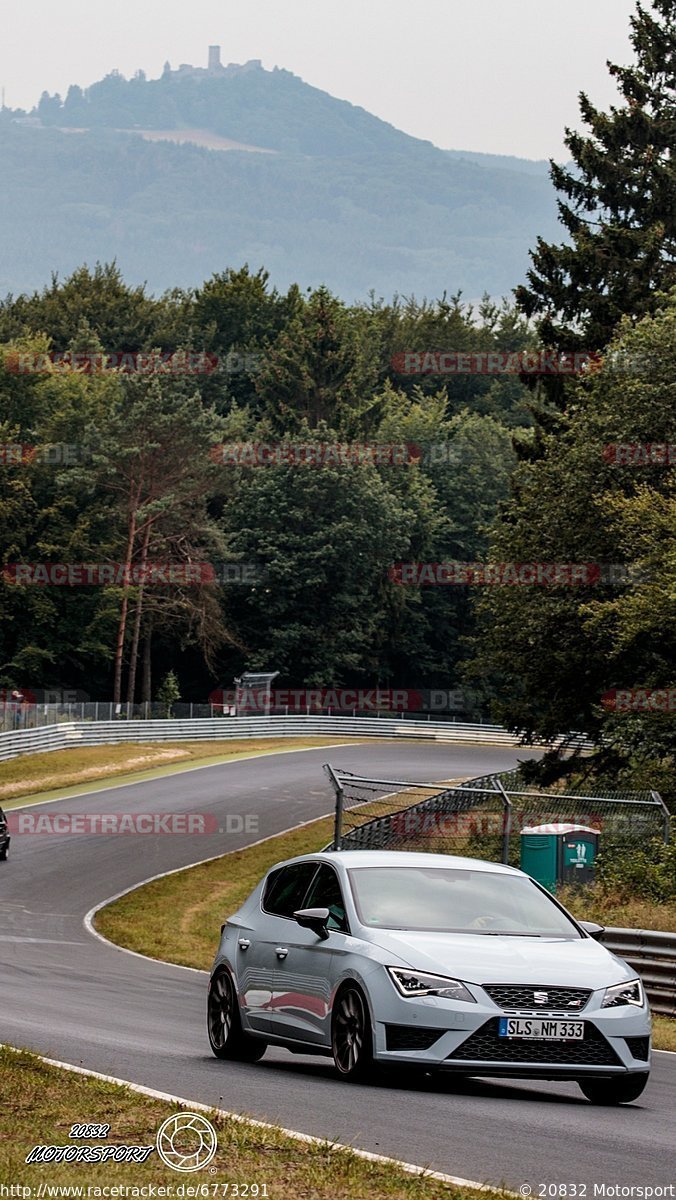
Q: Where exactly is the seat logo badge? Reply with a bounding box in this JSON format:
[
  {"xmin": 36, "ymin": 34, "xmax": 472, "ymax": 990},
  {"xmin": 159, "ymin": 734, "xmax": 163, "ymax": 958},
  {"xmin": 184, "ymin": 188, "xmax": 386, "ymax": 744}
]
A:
[{"xmin": 533, "ymin": 991, "xmax": 549, "ymax": 1005}]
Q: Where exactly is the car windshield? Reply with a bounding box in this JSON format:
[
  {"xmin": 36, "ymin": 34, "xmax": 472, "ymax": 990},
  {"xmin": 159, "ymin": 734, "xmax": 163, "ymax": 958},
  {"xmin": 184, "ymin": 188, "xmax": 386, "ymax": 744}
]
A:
[{"xmin": 347, "ymin": 865, "xmax": 581, "ymax": 937}]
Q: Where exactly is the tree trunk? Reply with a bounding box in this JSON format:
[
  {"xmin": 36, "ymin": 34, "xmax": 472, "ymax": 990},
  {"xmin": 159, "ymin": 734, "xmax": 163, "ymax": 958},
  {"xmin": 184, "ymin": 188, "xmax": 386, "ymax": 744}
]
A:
[
  {"xmin": 126, "ymin": 522, "xmax": 152, "ymax": 705},
  {"xmin": 141, "ymin": 616, "xmax": 153, "ymax": 704},
  {"xmin": 113, "ymin": 492, "xmax": 140, "ymax": 705}
]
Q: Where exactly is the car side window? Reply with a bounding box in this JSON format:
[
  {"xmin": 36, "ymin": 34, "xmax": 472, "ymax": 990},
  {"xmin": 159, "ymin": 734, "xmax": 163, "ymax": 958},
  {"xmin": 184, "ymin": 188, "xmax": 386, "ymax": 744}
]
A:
[
  {"xmin": 262, "ymin": 863, "xmax": 319, "ymax": 918},
  {"xmin": 302, "ymin": 864, "xmax": 349, "ymax": 933}
]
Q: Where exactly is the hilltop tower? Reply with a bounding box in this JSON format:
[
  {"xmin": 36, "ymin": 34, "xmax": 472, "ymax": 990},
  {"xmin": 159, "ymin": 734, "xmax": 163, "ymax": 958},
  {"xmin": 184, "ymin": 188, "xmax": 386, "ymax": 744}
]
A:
[{"xmin": 208, "ymin": 45, "xmax": 222, "ymax": 72}]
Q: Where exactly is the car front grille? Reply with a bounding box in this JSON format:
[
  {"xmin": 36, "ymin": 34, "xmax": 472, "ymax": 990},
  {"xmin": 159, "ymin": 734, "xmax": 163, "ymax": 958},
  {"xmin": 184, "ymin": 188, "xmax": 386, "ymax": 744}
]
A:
[
  {"xmin": 447, "ymin": 1019, "xmax": 622, "ymax": 1066},
  {"xmin": 385, "ymin": 1025, "xmax": 443, "ymax": 1051},
  {"xmin": 483, "ymin": 985, "xmax": 591, "ymax": 1011},
  {"xmin": 625, "ymin": 1036, "xmax": 650, "ymax": 1061}
]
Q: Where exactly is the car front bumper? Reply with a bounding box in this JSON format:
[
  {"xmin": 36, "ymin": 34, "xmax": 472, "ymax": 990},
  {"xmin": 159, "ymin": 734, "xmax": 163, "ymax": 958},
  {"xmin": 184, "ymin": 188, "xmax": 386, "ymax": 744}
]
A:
[{"xmin": 370, "ymin": 988, "xmax": 651, "ymax": 1076}]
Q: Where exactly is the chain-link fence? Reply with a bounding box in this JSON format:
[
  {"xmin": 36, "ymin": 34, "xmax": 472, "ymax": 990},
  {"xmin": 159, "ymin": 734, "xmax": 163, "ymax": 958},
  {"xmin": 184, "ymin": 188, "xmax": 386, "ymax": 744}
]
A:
[
  {"xmin": 0, "ymin": 701, "xmax": 237, "ymax": 733},
  {"xmin": 325, "ymin": 764, "xmax": 670, "ymax": 865},
  {"xmin": 0, "ymin": 699, "xmax": 596, "ymax": 738}
]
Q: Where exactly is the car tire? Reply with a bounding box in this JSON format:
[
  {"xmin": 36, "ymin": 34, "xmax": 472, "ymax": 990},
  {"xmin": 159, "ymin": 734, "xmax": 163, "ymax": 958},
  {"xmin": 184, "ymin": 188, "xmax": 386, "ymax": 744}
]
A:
[
  {"xmin": 578, "ymin": 1072, "xmax": 649, "ymax": 1105},
  {"xmin": 207, "ymin": 968, "xmax": 267, "ymax": 1062},
  {"xmin": 331, "ymin": 983, "xmax": 374, "ymax": 1081},
  {"xmin": 0, "ymin": 845, "xmax": 7, "ymax": 861}
]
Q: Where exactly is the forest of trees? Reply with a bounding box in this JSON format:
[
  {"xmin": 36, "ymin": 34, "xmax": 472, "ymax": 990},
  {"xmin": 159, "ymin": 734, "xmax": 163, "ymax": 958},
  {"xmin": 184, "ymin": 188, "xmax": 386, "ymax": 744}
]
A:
[
  {"xmin": 0, "ymin": 0, "xmax": 674, "ymax": 796},
  {"xmin": 0, "ymin": 268, "xmax": 530, "ymax": 705}
]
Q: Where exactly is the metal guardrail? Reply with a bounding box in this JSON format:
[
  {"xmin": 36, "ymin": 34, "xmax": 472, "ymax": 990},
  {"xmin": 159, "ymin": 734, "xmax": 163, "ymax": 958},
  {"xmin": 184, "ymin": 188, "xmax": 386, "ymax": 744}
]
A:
[
  {"xmin": 602, "ymin": 928, "xmax": 676, "ymax": 1017},
  {"xmin": 0, "ymin": 715, "xmax": 584, "ymax": 762}
]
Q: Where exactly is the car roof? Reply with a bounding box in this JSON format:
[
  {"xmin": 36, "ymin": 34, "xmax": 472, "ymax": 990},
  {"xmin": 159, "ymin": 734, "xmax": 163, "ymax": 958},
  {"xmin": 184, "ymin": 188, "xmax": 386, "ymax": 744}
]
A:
[{"xmin": 273, "ymin": 849, "xmax": 522, "ymax": 875}]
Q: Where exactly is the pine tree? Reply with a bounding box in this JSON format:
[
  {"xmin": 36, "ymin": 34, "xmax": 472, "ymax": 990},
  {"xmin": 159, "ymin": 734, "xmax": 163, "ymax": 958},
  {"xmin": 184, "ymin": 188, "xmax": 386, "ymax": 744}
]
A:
[{"xmin": 516, "ymin": 0, "xmax": 676, "ymax": 355}]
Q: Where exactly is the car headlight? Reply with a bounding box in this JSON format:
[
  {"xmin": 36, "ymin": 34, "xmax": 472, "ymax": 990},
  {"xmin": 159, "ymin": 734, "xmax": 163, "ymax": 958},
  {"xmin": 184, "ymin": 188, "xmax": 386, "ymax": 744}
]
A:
[
  {"xmin": 601, "ymin": 978, "xmax": 644, "ymax": 1009},
  {"xmin": 387, "ymin": 967, "xmax": 476, "ymax": 1002}
]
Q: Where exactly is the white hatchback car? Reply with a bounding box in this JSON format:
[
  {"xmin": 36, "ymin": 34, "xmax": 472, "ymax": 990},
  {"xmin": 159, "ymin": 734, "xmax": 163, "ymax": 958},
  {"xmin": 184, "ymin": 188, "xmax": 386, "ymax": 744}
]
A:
[{"xmin": 208, "ymin": 850, "xmax": 651, "ymax": 1104}]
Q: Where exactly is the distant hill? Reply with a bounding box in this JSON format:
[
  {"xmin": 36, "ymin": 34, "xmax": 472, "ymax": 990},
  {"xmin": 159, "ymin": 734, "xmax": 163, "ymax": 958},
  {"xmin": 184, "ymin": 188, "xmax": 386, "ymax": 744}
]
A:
[
  {"xmin": 444, "ymin": 149, "xmax": 552, "ymax": 176},
  {"xmin": 0, "ymin": 56, "xmax": 561, "ymax": 300}
]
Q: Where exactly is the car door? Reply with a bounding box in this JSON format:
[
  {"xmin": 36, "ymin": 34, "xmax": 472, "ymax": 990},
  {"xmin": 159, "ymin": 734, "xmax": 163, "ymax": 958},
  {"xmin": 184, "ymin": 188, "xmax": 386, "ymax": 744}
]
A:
[
  {"xmin": 235, "ymin": 928, "xmax": 276, "ymax": 1036},
  {"xmin": 271, "ymin": 863, "xmax": 350, "ymax": 1046},
  {"xmin": 240, "ymin": 861, "xmax": 319, "ymax": 1035}
]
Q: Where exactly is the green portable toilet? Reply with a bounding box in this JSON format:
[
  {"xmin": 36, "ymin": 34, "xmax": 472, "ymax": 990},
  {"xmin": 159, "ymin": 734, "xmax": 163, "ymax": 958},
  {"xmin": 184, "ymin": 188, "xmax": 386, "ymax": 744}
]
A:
[{"xmin": 520, "ymin": 823, "xmax": 600, "ymax": 893}]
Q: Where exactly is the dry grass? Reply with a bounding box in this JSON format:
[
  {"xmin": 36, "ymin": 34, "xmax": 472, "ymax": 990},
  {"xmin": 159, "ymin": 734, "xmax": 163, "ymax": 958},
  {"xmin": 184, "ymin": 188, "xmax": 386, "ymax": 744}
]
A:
[
  {"xmin": 0, "ymin": 1047, "xmax": 508, "ymax": 1197},
  {"xmin": 559, "ymin": 886, "xmax": 676, "ymax": 933},
  {"xmin": 652, "ymin": 1016, "xmax": 676, "ymax": 1051}
]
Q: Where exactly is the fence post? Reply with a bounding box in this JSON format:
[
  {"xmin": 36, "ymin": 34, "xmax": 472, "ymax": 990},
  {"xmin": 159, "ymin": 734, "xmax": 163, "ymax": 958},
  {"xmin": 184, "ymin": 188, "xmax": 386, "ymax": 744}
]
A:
[
  {"xmin": 493, "ymin": 777, "xmax": 513, "ymax": 864},
  {"xmin": 324, "ymin": 763, "xmax": 345, "ymax": 851},
  {"xmin": 651, "ymin": 791, "xmax": 671, "ymax": 843}
]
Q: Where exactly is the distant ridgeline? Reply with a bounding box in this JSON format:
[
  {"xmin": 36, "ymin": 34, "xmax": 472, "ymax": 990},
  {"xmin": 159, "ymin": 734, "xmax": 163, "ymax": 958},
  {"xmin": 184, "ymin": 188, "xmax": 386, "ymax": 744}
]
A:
[
  {"xmin": 0, "ymin": 49, "xmax": 561, "ymax": 298},
  {"xmin": 24, "ymin": 48, "xmax": 430, "ymax": 158}
]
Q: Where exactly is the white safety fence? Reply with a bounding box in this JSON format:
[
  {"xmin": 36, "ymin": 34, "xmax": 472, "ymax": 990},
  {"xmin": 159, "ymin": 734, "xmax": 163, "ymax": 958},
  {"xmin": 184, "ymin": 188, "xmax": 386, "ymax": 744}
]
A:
[{"xmin": 0, "ymin": 715, "xmax": 588, "ymax": 762}]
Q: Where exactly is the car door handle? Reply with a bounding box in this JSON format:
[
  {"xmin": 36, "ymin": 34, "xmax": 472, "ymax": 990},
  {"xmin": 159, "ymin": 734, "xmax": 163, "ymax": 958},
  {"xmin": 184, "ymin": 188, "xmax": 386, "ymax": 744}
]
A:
[
  {"xmin": 238, "ymin": 939, "xmax": 251, "ymax": 950},
  {"xmin": 275, "ymin": 946, "xmax": 289, "ymax": 960}
]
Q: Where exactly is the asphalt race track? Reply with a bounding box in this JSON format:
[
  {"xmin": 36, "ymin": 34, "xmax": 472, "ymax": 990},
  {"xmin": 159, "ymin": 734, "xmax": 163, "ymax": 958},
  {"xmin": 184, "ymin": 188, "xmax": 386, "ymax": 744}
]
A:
[{"xmin": 0, "ymin": 742, "xmax": 674, "ymax": 1189}]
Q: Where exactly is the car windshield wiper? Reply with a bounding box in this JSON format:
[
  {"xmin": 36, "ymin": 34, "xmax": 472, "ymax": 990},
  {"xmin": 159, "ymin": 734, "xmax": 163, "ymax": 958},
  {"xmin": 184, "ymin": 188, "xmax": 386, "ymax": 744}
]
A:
[{"xmin": 472, "ymin": 930, "xmax": 543, "ymax": 937}]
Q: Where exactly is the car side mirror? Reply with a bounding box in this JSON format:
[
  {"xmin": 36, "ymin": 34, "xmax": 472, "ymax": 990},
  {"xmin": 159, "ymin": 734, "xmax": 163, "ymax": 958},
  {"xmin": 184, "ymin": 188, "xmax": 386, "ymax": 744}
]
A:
[
  {"xmin": 294, "ymin": 907, "xmax": 330, "ymax": 940},
  {"xmin": 579, "ymin": 920, "xmax": 605, "ymax": 941}
]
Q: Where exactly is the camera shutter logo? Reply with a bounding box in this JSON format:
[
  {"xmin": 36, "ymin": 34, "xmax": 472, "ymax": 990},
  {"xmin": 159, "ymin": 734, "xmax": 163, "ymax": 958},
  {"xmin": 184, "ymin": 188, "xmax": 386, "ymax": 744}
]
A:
[{"xmin": 156, "ymin": 1112, "xmax": 217, "ymax": 1172}]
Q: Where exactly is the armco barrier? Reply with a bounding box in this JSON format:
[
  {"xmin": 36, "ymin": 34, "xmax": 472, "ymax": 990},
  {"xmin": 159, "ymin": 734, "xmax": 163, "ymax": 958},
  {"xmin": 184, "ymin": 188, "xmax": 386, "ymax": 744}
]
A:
[
  {"xmin": 0, "ymin": 715, "xmax": 579, "ymax": 763},
  {"xmin": 0, "ymin": 716, "xmax": 527, "ymax": 760},
  {"xmin": 601, "ymin": 928, "xmax": 676, "ymax": 1017}
]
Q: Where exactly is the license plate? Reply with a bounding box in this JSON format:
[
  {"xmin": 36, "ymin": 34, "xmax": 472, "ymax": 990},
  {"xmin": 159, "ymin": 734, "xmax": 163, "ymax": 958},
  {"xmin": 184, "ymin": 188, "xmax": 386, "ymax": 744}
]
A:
[{"xmin": 498, "ymin": 1018, "xmax": 584, "ymax": 1040}]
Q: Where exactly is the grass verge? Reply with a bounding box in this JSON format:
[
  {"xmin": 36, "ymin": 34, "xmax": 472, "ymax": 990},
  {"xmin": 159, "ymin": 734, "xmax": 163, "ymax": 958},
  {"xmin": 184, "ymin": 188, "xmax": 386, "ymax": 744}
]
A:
[
  {"xmin": 0, "ymin": 737, "xmax": 370, "ymax": 807},
  {"xmin": 0, "ymin": 1047, "xmax": 507, "ymax": 1197},
  {"xmin": 652, "ymin": 1016, "xmax": 676, "ymax": 1051},
  {"xmin": 559, "ymin": 888, "xmax": 676, "ymax": 934}
]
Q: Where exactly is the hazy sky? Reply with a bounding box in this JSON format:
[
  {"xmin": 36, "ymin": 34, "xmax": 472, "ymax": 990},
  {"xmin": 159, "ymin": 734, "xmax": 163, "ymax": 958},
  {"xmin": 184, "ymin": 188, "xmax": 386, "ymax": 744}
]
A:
[{"xmin": 2, "ymin": 0, "xmax": 637, "ymax": 158}]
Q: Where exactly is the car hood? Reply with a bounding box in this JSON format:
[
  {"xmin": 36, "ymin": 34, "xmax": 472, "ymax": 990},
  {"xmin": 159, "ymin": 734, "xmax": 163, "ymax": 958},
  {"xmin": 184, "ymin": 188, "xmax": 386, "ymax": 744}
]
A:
[{"xmin": 370, "ymin": 930, "xmax": 634, "ymax": 988}]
